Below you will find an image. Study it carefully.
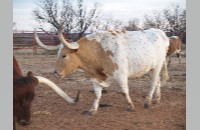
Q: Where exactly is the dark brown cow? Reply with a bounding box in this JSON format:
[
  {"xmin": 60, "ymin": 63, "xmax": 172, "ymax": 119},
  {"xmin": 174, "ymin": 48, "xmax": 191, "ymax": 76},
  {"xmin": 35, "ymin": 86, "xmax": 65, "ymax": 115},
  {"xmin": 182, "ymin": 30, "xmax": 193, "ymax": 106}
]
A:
[
  {"xmin": 13, "ymin": 56, "xmax": 38, "ymax": 129},
  {"xmin": 13, "ymin": 56, "xmax": 79, "ymax": 129}
]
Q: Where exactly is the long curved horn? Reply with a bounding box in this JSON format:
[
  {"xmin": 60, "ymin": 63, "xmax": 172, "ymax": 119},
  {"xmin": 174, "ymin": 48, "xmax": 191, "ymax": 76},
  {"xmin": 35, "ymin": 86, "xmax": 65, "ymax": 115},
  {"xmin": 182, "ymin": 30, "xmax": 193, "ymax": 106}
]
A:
[
  {"xmin": 34, "ymin": 28, "xmax": 59, "ymax": 50},
  {"xmin": 35, "ymin": 76, "xmax": 80, "ymax": 104},
  {"xmin": 58, "ymin": 30, "xmax": 79, "ymax": 49}
]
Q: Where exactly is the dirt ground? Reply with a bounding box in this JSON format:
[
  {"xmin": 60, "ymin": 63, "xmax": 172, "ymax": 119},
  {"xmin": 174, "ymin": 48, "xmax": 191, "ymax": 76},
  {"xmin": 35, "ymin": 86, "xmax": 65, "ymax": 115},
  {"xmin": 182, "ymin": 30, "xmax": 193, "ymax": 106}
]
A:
[{"xmin": 14, "ymin": 51, "xmax": 186, "ymax": 130}]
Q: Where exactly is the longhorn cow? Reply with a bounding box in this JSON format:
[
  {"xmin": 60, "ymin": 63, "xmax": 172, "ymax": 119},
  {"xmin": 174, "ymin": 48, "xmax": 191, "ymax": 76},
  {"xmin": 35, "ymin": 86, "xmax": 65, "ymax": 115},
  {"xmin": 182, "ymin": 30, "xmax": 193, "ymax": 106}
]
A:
[{"xmin": 34, "ymin": 28, "xmax": 169, "ymax": 115}]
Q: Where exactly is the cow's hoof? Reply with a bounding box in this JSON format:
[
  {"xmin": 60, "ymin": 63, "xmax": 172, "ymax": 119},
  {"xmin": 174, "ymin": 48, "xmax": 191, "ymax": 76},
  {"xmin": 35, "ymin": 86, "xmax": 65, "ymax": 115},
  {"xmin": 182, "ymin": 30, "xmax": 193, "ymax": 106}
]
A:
[
  {"xmin": 144, "ymin": 103, "xmax": 150, "ymax": 109},
  {"xmin": 144, "ymin": 99, "xmax": 152, "ymax": 109},
  {"xmin": 102, "ymin": 89, "xmax": 108, "ymax": 94},
  {"xmin": 127, "ymin": 107, "xmax": 134, "ymax": 112},
  {"xmin": 154, "ymin": 98, "xmax": 160, "ymax": 104},
  {"xmin": 82, "ymin": 110, "xmax": 97, "ymax": 116}
]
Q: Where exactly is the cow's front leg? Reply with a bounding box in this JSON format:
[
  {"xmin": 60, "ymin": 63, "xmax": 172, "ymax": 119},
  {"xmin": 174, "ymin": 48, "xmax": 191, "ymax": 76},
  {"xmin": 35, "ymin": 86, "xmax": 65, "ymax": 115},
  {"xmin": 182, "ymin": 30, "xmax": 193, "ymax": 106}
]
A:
[{"xmin": 88, "ymin": 83, "xmax": 102, "ymax": 115}]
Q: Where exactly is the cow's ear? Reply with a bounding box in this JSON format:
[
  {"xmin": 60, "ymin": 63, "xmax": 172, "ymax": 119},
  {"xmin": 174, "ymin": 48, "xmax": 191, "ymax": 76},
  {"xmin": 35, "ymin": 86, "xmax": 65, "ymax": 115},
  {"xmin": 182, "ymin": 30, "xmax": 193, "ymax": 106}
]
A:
[{"xmin": 27, "ymin": 71, "xmax": 33, "ymax": 77}]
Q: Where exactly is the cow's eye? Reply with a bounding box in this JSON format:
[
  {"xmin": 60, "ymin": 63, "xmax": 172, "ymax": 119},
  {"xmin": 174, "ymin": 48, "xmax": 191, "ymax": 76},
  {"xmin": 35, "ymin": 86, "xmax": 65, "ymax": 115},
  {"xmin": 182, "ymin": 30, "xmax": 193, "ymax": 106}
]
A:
[{"xmin": 62, "ymin": 55, "xmax": 66, "ymax": 58}]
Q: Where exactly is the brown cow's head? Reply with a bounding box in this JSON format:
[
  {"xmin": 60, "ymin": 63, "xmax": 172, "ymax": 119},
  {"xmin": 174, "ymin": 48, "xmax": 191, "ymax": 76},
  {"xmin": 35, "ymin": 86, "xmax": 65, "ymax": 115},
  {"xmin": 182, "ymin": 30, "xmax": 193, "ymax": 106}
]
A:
[
  {"xmin": 34, "ymin": 29, "xmax": 80, "ymax": 78},
  {"xmin": 55, "ymin": 47, "xmax": 81, "ymax": 77},
  {"xmin": 13, "ymin": 56, "xmax": 79, "ymax": 128},
  {"xmin": 53, "ymin": 30, "xmax": 81, "ymax": 78},
  {"xmin": 13, "ymin": 71, "xmax": 38, "ymax": 125}
]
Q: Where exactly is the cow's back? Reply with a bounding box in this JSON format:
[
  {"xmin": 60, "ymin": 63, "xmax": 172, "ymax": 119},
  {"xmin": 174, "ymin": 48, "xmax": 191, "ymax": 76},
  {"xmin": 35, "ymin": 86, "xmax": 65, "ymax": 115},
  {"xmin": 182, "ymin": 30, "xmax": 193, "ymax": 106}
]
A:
[
  {"xmin": 86, "ymin": 29, "xmax": 169, "ymax": 77},
  {"xmin": 125, "ymin": 29, "xmax": 169, "ymax": 76}
]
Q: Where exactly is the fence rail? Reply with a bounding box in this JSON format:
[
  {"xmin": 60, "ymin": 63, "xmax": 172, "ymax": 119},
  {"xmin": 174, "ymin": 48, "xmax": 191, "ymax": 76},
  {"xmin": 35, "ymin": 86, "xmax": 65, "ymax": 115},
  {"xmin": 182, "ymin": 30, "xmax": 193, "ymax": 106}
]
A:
[
  {"xmin": 13, "ymin": 30, "xmax": 61, "ymax": 54},
  {"xmin": 13, "ymin": 30, "xmax": 88, "ymax": 54}
]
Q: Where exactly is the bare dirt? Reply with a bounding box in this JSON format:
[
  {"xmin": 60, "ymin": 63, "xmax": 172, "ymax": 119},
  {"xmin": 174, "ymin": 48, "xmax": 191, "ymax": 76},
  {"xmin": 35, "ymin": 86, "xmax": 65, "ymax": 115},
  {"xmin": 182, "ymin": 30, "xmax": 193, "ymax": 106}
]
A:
[{"xmin": 15, "ymin": 51, "xmax": 186, "ymax": 130}]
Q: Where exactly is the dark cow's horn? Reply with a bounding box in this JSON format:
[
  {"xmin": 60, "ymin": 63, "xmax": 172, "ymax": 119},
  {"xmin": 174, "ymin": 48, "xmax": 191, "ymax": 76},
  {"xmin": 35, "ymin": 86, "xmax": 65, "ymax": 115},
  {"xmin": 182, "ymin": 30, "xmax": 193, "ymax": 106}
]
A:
[
  {"xmin": 74, "ymin": 90, "xmax": 81, "ymax": 103},
  {"xmin": 34, "ymin": 28, "xmax": 60, "ymax": 50},
  {"xmin": 35, "ymin": 76, "xmax": 79, "ymax": 104}
]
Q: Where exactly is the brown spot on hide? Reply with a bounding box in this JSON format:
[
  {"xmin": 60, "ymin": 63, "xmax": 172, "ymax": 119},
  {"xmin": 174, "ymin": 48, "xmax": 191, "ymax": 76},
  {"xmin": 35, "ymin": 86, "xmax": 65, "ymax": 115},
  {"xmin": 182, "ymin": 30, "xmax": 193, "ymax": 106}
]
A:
[
  {"xmin": 121, "ymin": 30, "xmax": 126, "ymax": 33},
  {"xmin": 75, "ymin": 37, "xmax": 118, "ymax": 81},
  {"xmin": 116, "ymin": 30, "xmax": 120, "ymax": 34},
  {"xmin": 107, "ymin": 29, "xmax": 117, "ymax": 36}
]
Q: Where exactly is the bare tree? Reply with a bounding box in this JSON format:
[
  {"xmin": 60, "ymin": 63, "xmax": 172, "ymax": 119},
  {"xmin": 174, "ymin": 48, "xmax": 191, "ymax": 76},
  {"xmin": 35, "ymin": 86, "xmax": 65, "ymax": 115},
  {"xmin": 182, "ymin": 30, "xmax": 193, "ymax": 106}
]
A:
[
  {"xmin": 163, "ymin": 4, "xmax": 186, "ymax": 42},
  {"xmin": 125, "ymin": 18, "xmax": 141, "ymax": 31},
  {"xmin": 177, "ymin": 9, "xmax": 186, "ymax": 32},
  {"xmin": 94, "ymin": 16, "xmax": 114, "ymax": 31},
  {"xmin": 143, "ymin": 11, "xmax": 167, "ymax": 30},
  {"xmin": 142, "ymin": 14, "xmax": 157, "ymax": 29},
  {"xmin": 33, "ymin": 0, "xmax": 101, "ymax": 39},
  {"xmin": 89, "ymin": 15, "xmax": 125, "ymax": 32},
  {"xmin": 142, "ymin": 3, "xmax": 186, "ymax": 34},
  {"xmin": 163, "ymin": 4, "xmax": 181, "ymax": 33},
  {"xmin": 76, "ymin": 0, "xmax": 101, "ymax": 37}
]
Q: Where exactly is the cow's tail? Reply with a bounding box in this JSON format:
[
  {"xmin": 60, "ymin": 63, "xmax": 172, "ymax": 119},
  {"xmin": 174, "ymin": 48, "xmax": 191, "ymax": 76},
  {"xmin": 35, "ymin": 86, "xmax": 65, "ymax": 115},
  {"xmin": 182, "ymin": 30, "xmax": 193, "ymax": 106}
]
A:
[{"xmin": 35, "ymin": 76, "xmax": 80, "ymax": 104}]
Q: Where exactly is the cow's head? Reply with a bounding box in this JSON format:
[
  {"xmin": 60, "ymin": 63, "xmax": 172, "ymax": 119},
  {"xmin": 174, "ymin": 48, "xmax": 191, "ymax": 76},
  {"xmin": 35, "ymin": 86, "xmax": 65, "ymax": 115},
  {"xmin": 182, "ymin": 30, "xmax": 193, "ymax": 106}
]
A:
[
  {"xmin": 13, "ymin": 71, "xmax": 38, "ymax": 125},
  {"xmin": 54, "ymin": 46, "xmax": 81, "ymax": 77},
  {"xmin": 34, "ymin": 29, "xmax": 118, "ymax": 79},
  {"xmin": 54, "ymin": 31, "xmax": 80, "ymax": 77},
  {"xmin": 34, "ymin": 29, "xmax": 80, "ymax": 78}
]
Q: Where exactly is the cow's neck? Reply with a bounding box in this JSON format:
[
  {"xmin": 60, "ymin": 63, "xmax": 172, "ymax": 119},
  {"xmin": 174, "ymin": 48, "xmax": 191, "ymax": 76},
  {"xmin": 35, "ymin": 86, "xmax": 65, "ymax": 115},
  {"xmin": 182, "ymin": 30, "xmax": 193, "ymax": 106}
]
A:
[
  {"xmin": 76, "ymin": 48, "xmax": 107, "ymax": 81},
  {"xmin": 75, "ymin": 37, "xmax": 118, "ymax": 82}
]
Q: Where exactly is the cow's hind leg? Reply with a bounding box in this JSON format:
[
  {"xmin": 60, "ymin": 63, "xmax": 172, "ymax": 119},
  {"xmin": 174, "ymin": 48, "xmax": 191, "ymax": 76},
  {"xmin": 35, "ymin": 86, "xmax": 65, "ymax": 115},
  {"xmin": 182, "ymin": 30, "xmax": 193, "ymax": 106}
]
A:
[
  {"xmin": 87, "ymin": 82, "xmax": 102, "ymax": 115},
  {"xmin": 154, "ymin": 80, "xmax": 161, "ymax": 104},
  {"xmin": 117, "ymin": 78, "xmax": 135, "ymax": 111},
  {"xmin": 144, "ymin": 65, "xmax": 162, "ymax": 108}
]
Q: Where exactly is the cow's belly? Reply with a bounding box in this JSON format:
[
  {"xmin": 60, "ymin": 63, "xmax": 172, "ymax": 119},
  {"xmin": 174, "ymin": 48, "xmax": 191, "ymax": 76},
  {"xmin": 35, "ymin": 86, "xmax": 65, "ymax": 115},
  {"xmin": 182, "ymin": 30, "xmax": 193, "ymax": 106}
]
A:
[
  {"xmin": 129, "ymin": 67, "xmax": 152, "ymax": 78},
  {"xmin": 128, "ymin": 64, "xmax": 153, "ymax": 78},
  {"xmin": 127, "ymin": 55, "xmax": 156, "ymax": 78}
]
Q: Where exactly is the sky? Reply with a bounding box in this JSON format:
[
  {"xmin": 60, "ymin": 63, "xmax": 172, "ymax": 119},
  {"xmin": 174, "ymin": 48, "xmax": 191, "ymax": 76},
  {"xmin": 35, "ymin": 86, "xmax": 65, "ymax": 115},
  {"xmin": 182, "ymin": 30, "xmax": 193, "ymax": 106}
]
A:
[{"xmin": 13, "ymin": 0, "xmax": 186, "ymax": 31}]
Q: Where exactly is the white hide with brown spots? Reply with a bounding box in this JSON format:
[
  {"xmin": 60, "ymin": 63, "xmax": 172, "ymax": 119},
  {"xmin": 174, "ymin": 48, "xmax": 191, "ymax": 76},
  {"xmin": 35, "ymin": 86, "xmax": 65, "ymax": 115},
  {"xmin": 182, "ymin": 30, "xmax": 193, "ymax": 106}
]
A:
[
  {"xmin": 86, "ymin": 28, "xmax": 168, "ymax": 78},
  {"xmin": 54, "ymin": 28, "xmax": 170, "ymax": 115}
]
